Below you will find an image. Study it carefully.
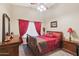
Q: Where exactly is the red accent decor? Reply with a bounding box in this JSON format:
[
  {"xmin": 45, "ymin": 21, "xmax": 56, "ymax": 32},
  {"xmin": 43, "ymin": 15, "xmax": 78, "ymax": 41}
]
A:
[
  {"xmin": 34, "ymin": 22, "xmax": 41, "ymax": 35},
  {"xmin": 67, "ymin": 27, "xmax": 73, "ymax": 41},
  {"xmin": 67, "ymin": 27, "xmax": 73, "ymax": 33},
  {"xmin": 19, "ymin": 19, "xmax": 29, "ymax": 43}
]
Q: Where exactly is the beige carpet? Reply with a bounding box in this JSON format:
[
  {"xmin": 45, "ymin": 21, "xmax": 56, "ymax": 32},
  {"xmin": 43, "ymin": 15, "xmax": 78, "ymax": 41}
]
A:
[
  {"xmin": 19, "ymin": 44, "xmax": 73, "ymax": 56},
  {"xmin": 19, "ymin": 44, "xmax": 26, "ymax": 56},
  {"xmin": 44, "ymin": 50, "xmax": 73, "ymax": 56}
]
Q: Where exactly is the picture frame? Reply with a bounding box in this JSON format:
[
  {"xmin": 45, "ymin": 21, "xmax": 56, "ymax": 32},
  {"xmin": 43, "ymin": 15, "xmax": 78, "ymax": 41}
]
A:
[{"xmin": 50, "ymin": 21, "xmax": 57, "ymax": 28}]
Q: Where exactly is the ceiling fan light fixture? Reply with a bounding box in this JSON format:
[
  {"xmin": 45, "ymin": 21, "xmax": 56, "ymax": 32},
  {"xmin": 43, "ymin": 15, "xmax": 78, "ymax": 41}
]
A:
[{"xmin": 37, "ymin": 5, "xmax": 47, "ymax": 12}]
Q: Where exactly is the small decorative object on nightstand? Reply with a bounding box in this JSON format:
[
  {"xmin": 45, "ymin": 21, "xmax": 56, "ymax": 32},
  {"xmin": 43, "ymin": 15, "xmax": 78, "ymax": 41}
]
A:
[{"xmin": 67, "ymin": 27, "xmax": 73, "ymax": 41}]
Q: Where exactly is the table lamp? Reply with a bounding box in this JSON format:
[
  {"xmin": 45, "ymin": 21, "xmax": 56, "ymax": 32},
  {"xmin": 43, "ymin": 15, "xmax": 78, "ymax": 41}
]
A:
[{"xmin": 67, "ymin": 27, "xmax": 73, "ymax": 41}]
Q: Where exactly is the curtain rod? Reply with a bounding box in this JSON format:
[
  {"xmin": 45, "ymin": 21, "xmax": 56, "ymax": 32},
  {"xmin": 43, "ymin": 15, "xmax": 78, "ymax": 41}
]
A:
[{"xmin": 18, "ymin": 19, "xmax": 43, "ymax": 23}]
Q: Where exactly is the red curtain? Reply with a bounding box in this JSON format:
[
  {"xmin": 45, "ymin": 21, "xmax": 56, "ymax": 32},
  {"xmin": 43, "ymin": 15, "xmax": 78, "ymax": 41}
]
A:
[
  {"xmin": 34, "ymin": 22, "xmax": 41, "ymax": 35},
  {"xmin": 19, "ymin": 19, "xmax": 29, "ymax": 43}
]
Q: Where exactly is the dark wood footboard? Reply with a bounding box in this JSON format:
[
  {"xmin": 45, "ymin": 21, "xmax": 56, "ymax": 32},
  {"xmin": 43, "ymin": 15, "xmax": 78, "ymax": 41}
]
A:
[{"xmin": 27, "ymin": 35, "xmax": 41, "ymax": 56}]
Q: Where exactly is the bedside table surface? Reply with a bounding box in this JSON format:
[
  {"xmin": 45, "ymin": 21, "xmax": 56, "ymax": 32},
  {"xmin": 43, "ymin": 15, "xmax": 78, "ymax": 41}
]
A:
[{"xmin": 63, "ymin": 39, "xmax": 79, "ymax": 45}]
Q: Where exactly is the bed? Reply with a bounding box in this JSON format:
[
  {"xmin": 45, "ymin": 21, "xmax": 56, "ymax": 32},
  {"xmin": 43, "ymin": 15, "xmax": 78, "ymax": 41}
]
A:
[{"xmin": 27, "ymin": 31, "xmax": 63, "ymax": 56}]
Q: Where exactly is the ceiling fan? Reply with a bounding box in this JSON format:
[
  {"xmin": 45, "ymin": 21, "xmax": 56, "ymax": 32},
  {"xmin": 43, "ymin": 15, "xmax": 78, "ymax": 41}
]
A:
[
  {"xmin": 12, "ymin": 3, "xmax": 54, "ymax": 12},
  {"xmin": 30, "ymin": 3, "xmax": 47, "ymax": 12}
]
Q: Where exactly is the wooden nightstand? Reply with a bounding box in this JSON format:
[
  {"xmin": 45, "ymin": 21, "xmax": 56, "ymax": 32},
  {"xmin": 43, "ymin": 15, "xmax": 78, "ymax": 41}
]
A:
[{"xmin": 63, "ymin": 40, "xmax": 77, "ymax": 55}]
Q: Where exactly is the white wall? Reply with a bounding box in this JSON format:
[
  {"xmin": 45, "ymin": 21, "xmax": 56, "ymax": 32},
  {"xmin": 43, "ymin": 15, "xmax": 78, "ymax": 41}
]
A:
[
  {"xmin": 45, "ymin": 3, "xmax": 79, "ymax": 40},
  {"xmin": 0, "ymin": 4, "xmax": 46, "ymax": 42},
  {"xmin": 0, "ymin": 4, "xmax": 11, "ymax": 42},
  {"xmin": 10, "ymin": 5, "xmax": 45, "ymax": 35}
]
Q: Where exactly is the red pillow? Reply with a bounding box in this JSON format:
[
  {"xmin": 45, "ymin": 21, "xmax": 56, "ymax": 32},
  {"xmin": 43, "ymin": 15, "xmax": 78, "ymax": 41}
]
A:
[{"xmin": 45, "ymin": 33, "xmax": 53, "ymax": 38}]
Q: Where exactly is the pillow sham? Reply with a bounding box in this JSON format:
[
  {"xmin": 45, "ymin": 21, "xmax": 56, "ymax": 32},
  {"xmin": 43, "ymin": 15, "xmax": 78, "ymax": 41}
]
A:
[{"xmin": 45, "ymin": 33, "xmax": 53, "ymax": 38}]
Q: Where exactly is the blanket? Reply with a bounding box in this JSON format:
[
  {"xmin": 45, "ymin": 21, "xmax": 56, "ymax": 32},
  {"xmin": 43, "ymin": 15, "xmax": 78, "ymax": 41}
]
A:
[{"xmin": 36, "ymin": 36, "xmax": 57, "ymax": 53}]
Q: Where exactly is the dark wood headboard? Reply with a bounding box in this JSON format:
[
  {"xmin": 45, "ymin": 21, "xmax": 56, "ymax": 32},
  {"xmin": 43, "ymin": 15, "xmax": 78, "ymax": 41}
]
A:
[
  {"xmin": 47, "ymin": 31, "xmax": 63, "ymax": 39},
  {"xmin": 47, "ymin": 31, "xmax": 63, "ymax": 48}
]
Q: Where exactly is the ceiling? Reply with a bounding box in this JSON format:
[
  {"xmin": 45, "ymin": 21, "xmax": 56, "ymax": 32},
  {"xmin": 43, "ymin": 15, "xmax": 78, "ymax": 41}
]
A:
[
  {"xmin": 10, "ymin": 3, "xmax": 79, "ymax": 19},
  {"xmin": 12, "ymin": 3, "xmax": 55, "ymax": 9}
]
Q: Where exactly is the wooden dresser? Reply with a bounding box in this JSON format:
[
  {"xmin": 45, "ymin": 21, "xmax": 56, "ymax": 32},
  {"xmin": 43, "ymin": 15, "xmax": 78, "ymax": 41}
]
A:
[{"xmin": 0, "ymin": 36, "xmax": 21, "ymax": 56}]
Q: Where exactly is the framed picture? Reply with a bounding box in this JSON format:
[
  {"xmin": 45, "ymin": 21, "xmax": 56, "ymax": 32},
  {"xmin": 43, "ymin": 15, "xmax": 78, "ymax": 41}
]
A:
[{"xmin": 50, "ymin": 21, "xmax": 57, "ymax": 28}]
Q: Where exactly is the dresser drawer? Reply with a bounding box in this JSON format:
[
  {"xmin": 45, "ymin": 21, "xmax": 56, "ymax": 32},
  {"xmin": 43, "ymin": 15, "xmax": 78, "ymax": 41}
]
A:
[{"xmin": 0, "ymin": 47, "xmax": 9, "ymax": 56}]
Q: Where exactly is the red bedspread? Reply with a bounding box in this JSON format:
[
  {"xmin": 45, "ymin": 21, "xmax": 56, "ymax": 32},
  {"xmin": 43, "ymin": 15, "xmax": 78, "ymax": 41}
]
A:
[{"xmin": 37, "ymin": 36, "xmax": 60, "ymax": 54}]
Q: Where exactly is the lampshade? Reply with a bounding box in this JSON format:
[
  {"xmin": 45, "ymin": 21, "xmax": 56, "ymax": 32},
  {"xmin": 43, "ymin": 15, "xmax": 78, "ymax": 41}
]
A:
[{"xmin": 67, "ymin": 28, "xmax": 73, "ymax": 33}]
